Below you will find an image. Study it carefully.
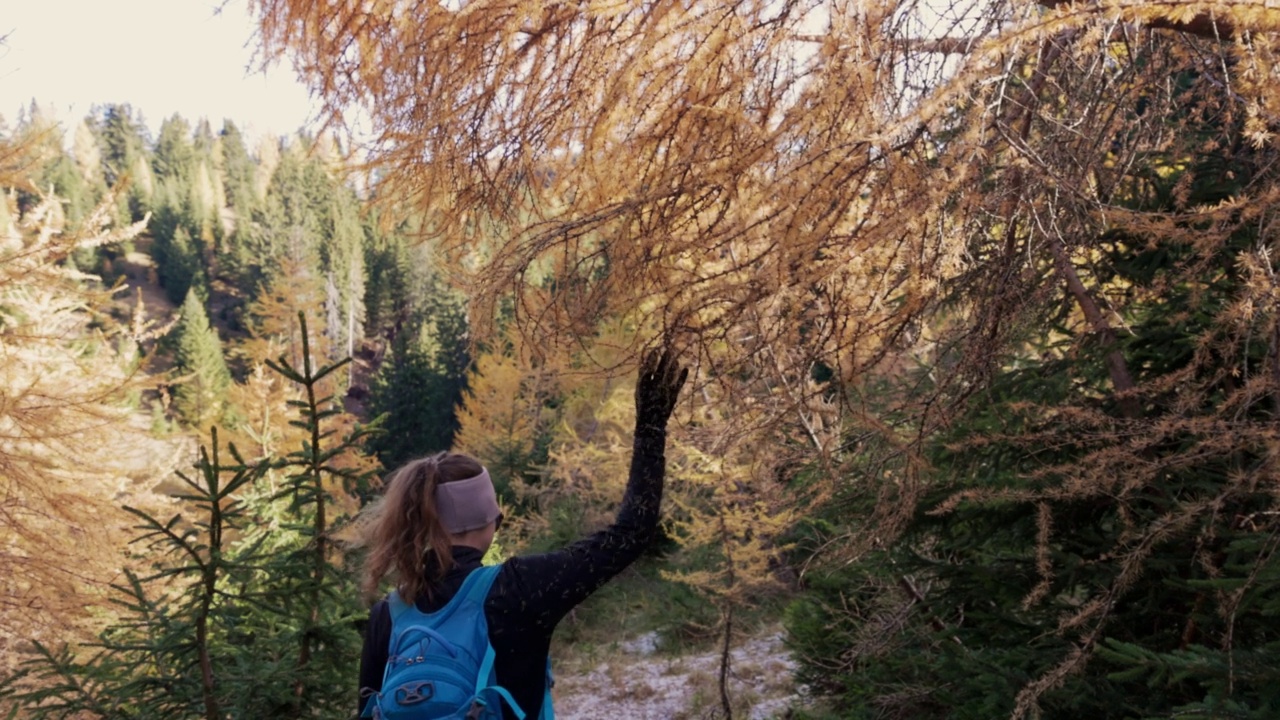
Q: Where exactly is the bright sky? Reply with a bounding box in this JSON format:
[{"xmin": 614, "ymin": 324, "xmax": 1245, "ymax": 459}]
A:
[{"xmin": 0, "ymin": 0, "xmax": 316, "ymax": 141}]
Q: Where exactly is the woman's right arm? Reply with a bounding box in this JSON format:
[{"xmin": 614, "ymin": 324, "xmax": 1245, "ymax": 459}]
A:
[{"xmin": 489, "ymin": 351, "xmax": 686, "ymax": 629}]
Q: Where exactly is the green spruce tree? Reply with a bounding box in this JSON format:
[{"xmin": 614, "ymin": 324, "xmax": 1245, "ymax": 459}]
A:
[
  {"xmin": 6, "ymin": 328, "xmax": 379, "ymax": 719},
  {"xmin": 219, "ymin": 120, "xmax": 257, "ymax": 220},
  {"xmin": 171, "ymin": 289, "xmax": 232, "ymax": 428},
  {"xmin": 152, "ymin": 114, "xmax": 196, "ymax": 184},
  {"xmin": 92, "ymin": 104, "xmax": 152, "ymax": 222},
  {"xmin": 367, "ymin": 272, "xmax": 470, "ymax": 468},
  {"xmin": 151, "ymin": 181, "xmax": 206, "ymax": 304},
  {"xmin": 786, "ymin": 58, "xmax": 1280, "ymax": 720}
]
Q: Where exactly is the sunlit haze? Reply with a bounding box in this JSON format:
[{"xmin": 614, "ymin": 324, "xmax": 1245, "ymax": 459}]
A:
[{"xmin": 0, "ymin": 0, "xmax": 315, "ymax": 139}]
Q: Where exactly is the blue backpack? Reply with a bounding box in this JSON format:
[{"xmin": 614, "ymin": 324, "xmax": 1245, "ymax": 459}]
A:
[{"xmin": 361, "ymin": 565, "xmax": 554, "ymax": 720}]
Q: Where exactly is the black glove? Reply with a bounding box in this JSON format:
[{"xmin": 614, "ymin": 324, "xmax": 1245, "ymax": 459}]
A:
[{"xmin": 634, "ymin": 350, "xmax": 688, "ymax": 435}]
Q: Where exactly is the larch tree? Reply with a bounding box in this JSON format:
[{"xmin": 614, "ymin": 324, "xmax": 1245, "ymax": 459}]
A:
[
  {"xmin": 252, "ymin": 0, "xmax": 1280, "ymax": 716},
  {"xmin": 454, "ymin": 329, "xmax": 561, "ymax": 505},
  {"xmin": 70, "ymin": 118, "xmax": 105, "ymax": 191},
  {"xmin": 0, "ymin": 176, "xmax": 159, "ymax": 677},
  {"xmin": 320, "ymin": 180, "xmax": 366, "ymax": 360},
  {"xmin": 253, "ymin": 134, "xmax": 281, "ymax": 203},
  {"xmin": 247, "ymin": 0, "xmax": 977, "ymax": 521},
  {"xmin": 241, "ymin": 251, "xmax": 331, "ymax": 370}
]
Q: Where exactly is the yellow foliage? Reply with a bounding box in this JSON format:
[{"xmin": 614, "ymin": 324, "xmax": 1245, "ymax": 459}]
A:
[
  {"xmin": 455, "ymin": 329, "xmax": 563, "ymax": 491},
  {"xmin": 238, "ymin": 253, "xmax": 332, "ymax": 370},
  {"xmin": 662, "ymin": 446, "xmax": 796, "ymax": 603},
  {"xmin": 225, "ymin": 347, "xmax": 303, "ymax": 462},
  {"xmin": 544, "ymin": 366, "xmax": 638, "ymax": 533}
]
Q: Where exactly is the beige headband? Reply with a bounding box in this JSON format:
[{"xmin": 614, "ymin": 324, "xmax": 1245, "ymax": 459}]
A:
[{"xmin": 433, "ymin": 467, "xmax": 501, "ymax": 535}]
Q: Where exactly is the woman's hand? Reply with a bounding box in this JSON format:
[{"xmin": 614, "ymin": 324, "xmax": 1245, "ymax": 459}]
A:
[{"xmin": 635, "ymin": 350, "xmax": 688, "ymax": 434}]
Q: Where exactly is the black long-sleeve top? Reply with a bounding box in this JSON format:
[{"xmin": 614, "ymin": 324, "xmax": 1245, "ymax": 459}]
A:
[{"xmin": 358, "ymin": 429, "xmax": 667, "ymax": 720}]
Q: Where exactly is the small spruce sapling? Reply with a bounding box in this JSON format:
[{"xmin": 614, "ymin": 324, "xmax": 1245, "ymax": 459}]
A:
[{"xmin": 6, "ymin": 315, "xmax": 379, "ymax": 720}]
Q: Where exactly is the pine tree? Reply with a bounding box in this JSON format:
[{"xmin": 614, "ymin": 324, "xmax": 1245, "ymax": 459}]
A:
[
  {"xmin": 128, "ymin": 149, "xmax": 155, "ymax": 212},
  {"xmin": 365, "ymin": 255, "xmax": 471, "ymax": 467},
  {"xmin": 218, "ymin": 121, "xmax": 260, "ymax": 289},
  {"xmin": 202, "ymin": 129, "xmax": 230, "ymax": 238},
  {"xmin": 193, "ymin": 118, "xmax": 217, "ymax": 157},
  {"xmin": 320, "ymin": 187, "xmax": 365, "ymax": 358},
  {"xmin": 367, "ymin": 338, "xmax": 444, "ymax": 466},
  {"xmin": 39, "ymin": 154, "xmax": 92, "ymax": 225},
  {"xmin": 361, "ymin": 215, "xmax": 410, "ymax": 343},
  {"xmin": 784, "ymin": 58, "xmax": 1280, "ymax": 720},
  {"xmin": 236, "ymin": 138, "xmax": 321, "ymax": 297}
]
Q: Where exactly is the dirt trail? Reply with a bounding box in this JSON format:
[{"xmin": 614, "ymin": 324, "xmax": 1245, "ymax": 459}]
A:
[{"xmin": 554, "ymin": 627, "xmax": 805, "ymax": 719}]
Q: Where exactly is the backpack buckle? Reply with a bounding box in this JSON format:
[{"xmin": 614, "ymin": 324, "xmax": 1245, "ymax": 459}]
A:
[
  {"xmin": 394, "ymin": 680, "xmax": 435, "ymax": 705},
  {"xmin": 465, "ymin": 699, "xmax": 487, "ymax": 719}
]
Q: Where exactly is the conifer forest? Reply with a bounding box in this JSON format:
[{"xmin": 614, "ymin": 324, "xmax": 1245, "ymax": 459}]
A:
[{"xmin": 4, "ymin": 1, "xmax": 1280, "ymax": 718}]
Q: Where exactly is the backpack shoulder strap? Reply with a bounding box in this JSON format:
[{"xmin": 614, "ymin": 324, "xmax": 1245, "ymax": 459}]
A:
[
  {"xmin": 463, "ymin": 564, "xmax": 514, "ymax": 712},
  {"xmin": 386, "ymin": 590, "xmax": 413, "ymax": 623},
  {"xmin": 458, "ymin": 563, "xmax": 503, "ymax": 606},
  {"xmin": 384, "ymin": 589, "xmax": 409, "ymax": 622},
  {"xmin": 385, "ymin": 563, "xmax": 502, "ymax": 623},
  {"xmin": 541, "ymin": 658, "xmax": 555, "ymax": 720}
]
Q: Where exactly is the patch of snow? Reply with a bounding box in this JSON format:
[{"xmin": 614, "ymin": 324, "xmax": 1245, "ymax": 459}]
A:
[{"xmin": 619, "ymin": 631, "xmax": 661, "ymax": 656}]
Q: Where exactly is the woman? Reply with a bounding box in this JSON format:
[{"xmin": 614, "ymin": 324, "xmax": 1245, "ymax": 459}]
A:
[{"xmin": 358, "ymin": 351, "xmax": 687, "ymax": 719}]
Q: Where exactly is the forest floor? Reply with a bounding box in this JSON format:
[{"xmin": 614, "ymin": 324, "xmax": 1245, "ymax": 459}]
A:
[
  {"xmin": 113, "ymin": 238, "xmax": 178, "ymax": 341},
  {"xmin": 553, "ymin": 625, "xmax": 805, "ymax": 719},
  {"xmin": 106, "ymin": 241, "xmax": 194, "ymax": 492}
]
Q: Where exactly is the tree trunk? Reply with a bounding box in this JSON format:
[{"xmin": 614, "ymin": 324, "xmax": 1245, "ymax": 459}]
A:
[{"xmin": 1046, "ymin": 234, "xmax": 1141, "ymax": 418}]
